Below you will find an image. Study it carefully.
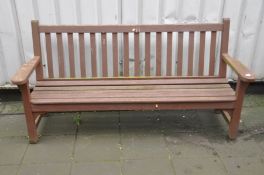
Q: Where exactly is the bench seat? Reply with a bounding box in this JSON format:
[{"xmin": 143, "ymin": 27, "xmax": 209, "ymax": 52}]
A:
[{"xmin": 31, "ymin": 78, "xmax": 235, "ymax": 104}]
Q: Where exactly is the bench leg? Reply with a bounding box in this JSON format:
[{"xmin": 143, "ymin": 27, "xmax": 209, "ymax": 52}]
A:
[
  {"xmin": 19, "ymin": 83, "xmax": 39, "ymax": 144},
  {"xmin": 228, "ymin": 80, "xmax": 248, "ymax": 139}
]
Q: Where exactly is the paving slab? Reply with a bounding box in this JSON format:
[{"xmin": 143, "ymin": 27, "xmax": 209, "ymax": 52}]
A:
[
  {"xmin": 241, "ymin": 106, "xmax": 264, "ymax": 130},
  {"xmin": 165, "ymin": 132, "xmax": 217, "ymax": 158},
  {"xmin": 41, "ymin": 113, "xmax": 77, "ymax": 136},
  {"xmin": 172, "ymin": 157, "xmax": 228, "ymax": 175},
  {"xmin": 0, "ymin": 102, "xmax": 5, "ymax": 113},
  {"xmin": 23, "ymin": 135, "xmax": 75, "ymax": 163},
  {"xmin": 122, "ymin": 158, "xmax": 174, "ymax": 175},
  {"xmin": 74, "ymin": 135, "xmax": 121, "ymax": 162},
  {"xmin": 121, "ymin": 130, "xmax": 169, "ymax": 159},
  {"xmin": 211, "ymin": 138, "xmax": 264, "ymax": 158},
  {"xmin": 18, "ymin": 163, "xmax": 71, "ymax": 175},
  {"xmin": 0, "ymin": 137, "xmax": 28, "ymax": 165},
  {"xmin": 71, "ymin": 162, "xmax": 121, "ymax": 175},
  {"xmin": 222, "ymin": 157, "xmax": 264, "ymax": 175},
  {"xmin": 1, "ymin": 101, "xmax": 24, "ymax": 114},
  {"xmin": 243, "ymin": 94, "xmax": 264, "ymax": 107},
  {"xmin": 81, "ymin": 111, "xmax": 119, "ymax": 123},
  {"xmin": 0, "ymin": 165, "xmax": 19, "ymax": 175},
  {"xmin": 0, "ymin": 114, "xmax": 27, "ymax": 137}
]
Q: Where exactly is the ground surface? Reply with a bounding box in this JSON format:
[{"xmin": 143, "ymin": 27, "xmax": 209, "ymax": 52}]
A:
[{"xmin": 0, "ymin": 94, "xmax": 264, "ymax": 175}]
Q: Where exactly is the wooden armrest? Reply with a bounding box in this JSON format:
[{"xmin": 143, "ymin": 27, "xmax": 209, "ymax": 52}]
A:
[
  {"xmin": 11, "ymin": 56, "xmax": 40, "ymax": 85},
  {"xmin": 222, "ymin": 53, "xmax": 255, "ymax": 82}
]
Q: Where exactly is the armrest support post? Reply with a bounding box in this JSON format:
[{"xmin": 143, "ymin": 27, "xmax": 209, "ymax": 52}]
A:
[{"xmin": 11, "ymin": 56, "xmax": 40, "ymax": 85}]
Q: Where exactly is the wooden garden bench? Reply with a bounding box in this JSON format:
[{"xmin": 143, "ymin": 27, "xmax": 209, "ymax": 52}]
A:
[{"xmin": 11, "ymin": 19, "xmax": 255, "ymax": 143}]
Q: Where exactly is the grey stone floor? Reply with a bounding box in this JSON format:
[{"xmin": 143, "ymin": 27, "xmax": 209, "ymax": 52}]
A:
[{"xmin": 0, "ymin": 94, "xmax": 264, "ymax": 175}]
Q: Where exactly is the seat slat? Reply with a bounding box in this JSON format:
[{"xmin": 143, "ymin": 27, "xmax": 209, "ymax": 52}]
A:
[
  {"xmin": 31, "ymin": 96, "xmax": 235, "ymax": 105},
  {"xmin": 36, "ymin": 78, "xmax": 228, "ymax": 86},
  {"xmin": 34, "ymin": 83, "xmax": 231, "ymax": 91}
]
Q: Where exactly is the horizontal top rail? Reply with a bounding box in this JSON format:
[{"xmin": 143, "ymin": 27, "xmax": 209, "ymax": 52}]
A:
[{"xmin": 39, "ymin": 23, "xmax": 223, "ymax": 33}]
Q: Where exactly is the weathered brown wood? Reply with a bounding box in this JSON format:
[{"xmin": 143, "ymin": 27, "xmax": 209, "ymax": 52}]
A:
[
  {"xmin": 90, "ymin": 33, "xmax": 97, "ymax": 77},
  {"xmin": 134, "ymin": 32, "xmax": 140, "ymax": 76},
  {"xmin": 221, "ymin": 110, "xmax": 231, "ymax": 124},
  {"xmin": 11, "ymin": 56, "xmax": 40, "ymax": 85},
  {"xmin": 56, "ymin": 33, "xmax": 65, "ymax": 78},
  {"xmin": 112, "ymin": 33, "xmax": 119, "ymax": 77},
  {"xmin": 229, "ymin": 79, "xmax": 249, "ymax": 139},
  {"xmin": 39, "ymin": 23, "xmax": 223, "ymax": 33},
  {"xmin": 68, "ymin": 33, "xmax": 75, "ymax": 77},
  {"xmin": 145, "ymin": 32, "xmax": 151, "ymax": 76},
  {"xmin": 166, "ymin": 32, "xmax": 172, "ymax": 76},
  {"xmin": 79, "ymin": 33, "xmax": 86, "ymax": 77},
  {"xmin": 32, "ymin": 20, "xmax": 43, "ymax": 80},
  {"xmin": 101, "ymin": 33, "xmax": 108, "ymax": 77},
  {"xmin": 222, "ymin": 53, "xmax": 255, "ymax": 82},
  {"xmin": 36, "ymin": 78, "xmax": 228, "ymax": 86},
  {"xmin": 123, "ymin": 32, "xmax": 129, "ymax": 76},
  {"xmin": 177, "ymin": 32, "xmax": 183, "ymax": 76},
  {"xmin": 219, "ymin": 18, "xmax": 230, "ymax": 77},
  {"xmin": 32, "ymin": 102, "xmax": 235, "ymax": 113},
  {"xmin": 35, "ymin": 83, "xmax": 231, "ymax": 91},
  {"xmin": 156, "ymin": 32, "xmax": 162, "ymax": 76},
  {"xmin": 188, "ymin": 32, "xmax": 194, "ymax": 76},
  {"xmin": 198, "ymin": 31, "xmax": 205, "ymax": 76},
  {"xmin": 19, "ymin": 82, "xmax": 38, "ymax": 143},
  {"xmin": 209, "ymin": 31, "xmax": 217, "ymax": 75},
  {"xmin": 45, "ymin": 33, "xmax": 54, "ymax": 78}
]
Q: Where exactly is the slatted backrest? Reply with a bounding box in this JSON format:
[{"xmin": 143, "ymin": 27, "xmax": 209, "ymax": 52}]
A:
[{"xmin": 32, "ymin": 19, "xmax": 230, "ymax": 79}]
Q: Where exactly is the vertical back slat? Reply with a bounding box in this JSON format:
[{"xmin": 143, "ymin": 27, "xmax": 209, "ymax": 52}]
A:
[
  {"xmin": 219, "ymin": 18, "xmax": 230, "ymax": 77},
  {"xmin": 45, "ymin": 33, "xmax": 54, "ymax": 78},
  {"xmin": 68, "ymin": 33, "xmax": 75, "ymax": 77},
  {"xmin": 56, "ymin": 33, "xmax": 65, "ymax": 78},
  {"xmin": 145, "ymin": 32, "xmax": 151, "ymax": 76},
  {"xmin": 156, "ymin": 32, "xmax": 162, "ymax": 76},
  {"xmin": 134, "ymin": 32, "xmax": 140, "ymax": 76},
  {"xmin": 177, "ymin": 32, "xmax": 183, "ymax": 76},
  {"xmin": 31, "ymin": 20, "xmax": 43, "ymax": 80},
  {"xmin": 112, "ymin": 33, "xmax": 119, "ymax": 77},
  {"xmin": 166, "ymin": 32, "xmax": 172, "ymax": 76},
  {"xmin": 198, "ymin": 31, "xmax": 205, "ymax": 76},
  {"xmin": 90, "ymin": 33, "xmax": 97, "ymax": 77},
  {"xmin": 101, "ymin": 33, "xmax": 108, "ymax": 77},
  {"xmin": 79, "ymin": 33, "xmax": 86, "ymax": 77},
  {"xmin": 123, "ymin": 32, "xmax": 129, "ymax": 76},
  {"xmin": 209, "ymin": 31, "xmax": 217, "ymax": 75},
  {"xmin": 188, "ymin": 32, "xmax": 194, "ymax": 76}
]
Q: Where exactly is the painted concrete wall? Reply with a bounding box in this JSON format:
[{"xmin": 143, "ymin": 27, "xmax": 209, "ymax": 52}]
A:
[{"xmin": 0, "ymin": 0, "xmax": 264, "ymax": 86}]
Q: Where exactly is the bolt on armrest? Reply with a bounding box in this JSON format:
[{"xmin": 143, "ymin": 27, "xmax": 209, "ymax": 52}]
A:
[
  {"xmin": 222, "ymin": 53, "xmax": 255, "ymax": 82},
  {"xmin": 11, "ymin": 56, "xmax": 40, "ymax": 85}
]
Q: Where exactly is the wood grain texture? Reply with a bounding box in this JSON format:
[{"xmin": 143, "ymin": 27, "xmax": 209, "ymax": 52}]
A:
[
  {"xmin": 56, "ymin": 33, "xmax": 65, "ymax": 78},
  {"xmin": 209, "ymin": 31, "xmax": 217, "ymax": 75},
  {"xmin": 90, "ymin": 33, "xmax": 97, "ymax": 77},
  {"xmin": 156, "ymin": 32, "xmax": 162, "ymax": 76},
  {"xmin": 198, "ymin": 31, "xmax": 205, "ymax": 76},
  {"xmin": 177, "ymin": 32, "xmax": 183, "ymax": 76},
  {"xmin": 79, "ymin": 33, "xmax": 86, "ymax": 77},
  {"xmin": 123, "ymin": 33, "xmax": 129, "ymax": 76},
  {"xmin": 112, "ymin": 33, "xmax": 119, "ymax": 77},
  {"xmin": 166, "ymin": 32, "xmax": 172, "ymax": 76},
  {"xmin": 101, "ymin": 33, "xmax": 108, "ymax": 77},
  {"xmin": 31, "ymin": 20, "xmax": 43, "ymax": 80},
  {"xmin": 134, "ymin": 32, "xmax": 140, "ymax": 76},
  {"xmin": 45, "ymin": 33, "xmax": 54, "ymax": 78},
  {"xmin": 145, "ymin": 32, "xmax": 151, "ymax": 76},
  {"xmin": 188, "ymin": 32, "xmax": 194, "ymax": 76},
  {"xmin": 68, "ymin": 33, "xmax": 75, "ymax": 77}
]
